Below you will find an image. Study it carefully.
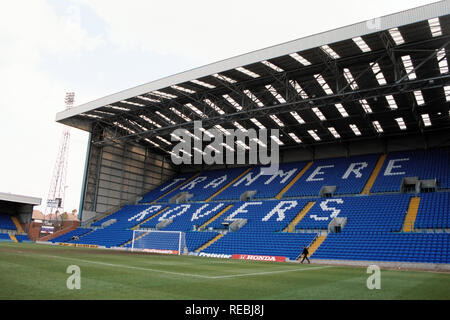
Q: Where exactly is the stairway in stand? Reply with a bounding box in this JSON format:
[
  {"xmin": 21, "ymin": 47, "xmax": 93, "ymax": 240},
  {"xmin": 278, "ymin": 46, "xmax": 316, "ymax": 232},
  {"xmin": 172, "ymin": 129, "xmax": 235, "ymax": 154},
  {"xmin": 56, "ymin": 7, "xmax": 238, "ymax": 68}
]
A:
[{"xmin": 403, "ymin": 197, "xmax": 421, "ymax": 232}]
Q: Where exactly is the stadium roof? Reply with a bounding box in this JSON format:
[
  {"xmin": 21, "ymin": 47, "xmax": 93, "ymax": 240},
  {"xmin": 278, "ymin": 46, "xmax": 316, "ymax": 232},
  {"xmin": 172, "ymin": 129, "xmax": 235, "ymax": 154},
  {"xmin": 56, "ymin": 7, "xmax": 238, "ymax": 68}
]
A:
[
  {"xmin": 0, "ymin": 192, "xmax": 42, "ymax": 206},
  {"xmin": 56, "ymin": 1, "xmax": 450, "ymax": 157}
]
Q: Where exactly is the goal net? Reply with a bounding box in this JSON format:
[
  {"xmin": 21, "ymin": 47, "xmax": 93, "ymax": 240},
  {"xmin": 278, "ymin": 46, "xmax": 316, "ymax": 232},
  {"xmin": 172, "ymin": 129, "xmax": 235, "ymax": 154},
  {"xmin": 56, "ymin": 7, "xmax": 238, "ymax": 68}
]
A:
[{"xmin": 131, "ymin": 229, "xmax": 187, "ymax": 255}]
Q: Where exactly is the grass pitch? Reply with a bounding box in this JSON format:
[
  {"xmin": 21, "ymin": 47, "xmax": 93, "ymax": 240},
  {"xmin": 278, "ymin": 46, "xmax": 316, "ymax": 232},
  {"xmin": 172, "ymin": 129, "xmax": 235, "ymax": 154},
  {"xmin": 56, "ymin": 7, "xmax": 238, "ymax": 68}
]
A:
[{"xmin": 0, "ymin": 242, "xmax": 448, "ymax": 300}]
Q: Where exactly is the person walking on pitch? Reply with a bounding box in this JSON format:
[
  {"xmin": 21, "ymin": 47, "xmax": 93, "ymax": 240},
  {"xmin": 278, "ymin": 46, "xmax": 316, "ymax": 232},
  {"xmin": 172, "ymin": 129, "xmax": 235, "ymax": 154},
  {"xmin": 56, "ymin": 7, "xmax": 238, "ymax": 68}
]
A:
[{"xmin": 301, "ymin": 245, "xmax": 310, "ymax": 264}]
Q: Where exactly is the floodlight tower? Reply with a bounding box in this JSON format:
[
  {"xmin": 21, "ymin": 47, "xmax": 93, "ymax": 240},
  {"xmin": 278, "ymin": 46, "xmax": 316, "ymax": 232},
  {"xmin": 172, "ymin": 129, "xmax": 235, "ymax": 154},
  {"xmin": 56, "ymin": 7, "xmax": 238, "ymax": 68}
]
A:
[{"xmin": 45, "ymin": 92, "xmax": 75, "ymax": 215}]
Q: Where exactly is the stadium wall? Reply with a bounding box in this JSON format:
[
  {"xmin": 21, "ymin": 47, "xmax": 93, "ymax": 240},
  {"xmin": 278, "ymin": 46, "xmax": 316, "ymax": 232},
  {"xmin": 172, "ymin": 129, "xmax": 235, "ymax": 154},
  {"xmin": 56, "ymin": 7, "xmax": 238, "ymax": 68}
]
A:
[{"xmin": 79, "ymin": 130, "xmax": 176, "ymax": 220}]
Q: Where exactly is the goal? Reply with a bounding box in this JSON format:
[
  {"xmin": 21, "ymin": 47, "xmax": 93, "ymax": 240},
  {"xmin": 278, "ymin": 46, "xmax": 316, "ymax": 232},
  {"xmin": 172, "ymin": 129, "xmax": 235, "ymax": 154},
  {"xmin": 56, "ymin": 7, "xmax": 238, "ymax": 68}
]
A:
[{"xmin": 130, "ymin": 229, "xmax": 187, "ymax": 255}]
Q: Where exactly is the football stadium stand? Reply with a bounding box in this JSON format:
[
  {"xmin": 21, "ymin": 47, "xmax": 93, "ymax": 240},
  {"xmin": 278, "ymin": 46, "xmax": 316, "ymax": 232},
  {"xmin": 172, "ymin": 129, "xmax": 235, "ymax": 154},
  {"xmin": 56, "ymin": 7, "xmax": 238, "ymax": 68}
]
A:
[
  {"xmin": 283, "ymin": 155, "xmax": 379, "ymax": 197},
  {"xmin": 51, "ymin": 3, "xmax": 450, "ymax": 267},
  {"xmin": 0, "ymin": 214, "xmax": 17, "ymax": 230},
  {"xmin": 46, "ymin": 149, "xmax": 450, "ymax": 263},
  {"xmin": 415, "ymin": 192, "xmax": 450, "ymax": 230},
  {"xmin": 0, "ymin": 233, "xmax": 12, "ymax": 242},
  {"xmin": 212, "ymin": 161, "xmax": 309, "ymax": 200},
  {"xmin": 370, "ymin": 148, "xmax": 450, "ymax": 193},
  {"xmin": 47, "ymin": 150, "xmax": 449, "ymax": 264}
]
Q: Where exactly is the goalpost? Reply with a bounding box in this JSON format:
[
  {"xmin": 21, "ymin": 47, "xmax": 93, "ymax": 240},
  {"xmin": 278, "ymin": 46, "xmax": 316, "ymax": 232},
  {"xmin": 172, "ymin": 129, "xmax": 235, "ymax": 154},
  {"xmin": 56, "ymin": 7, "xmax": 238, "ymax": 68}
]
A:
[{"xmin": 131, "ymin": 229, "xmax": 187, "ymax": 255}]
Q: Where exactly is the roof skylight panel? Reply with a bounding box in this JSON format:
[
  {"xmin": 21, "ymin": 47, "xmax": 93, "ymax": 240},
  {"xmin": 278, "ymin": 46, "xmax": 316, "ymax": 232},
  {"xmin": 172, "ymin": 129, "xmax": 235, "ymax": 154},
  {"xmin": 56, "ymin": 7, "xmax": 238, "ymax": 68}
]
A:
[
  {"xmin": 371, "ymin": 62, "xmax": 387, "ymax": 85},
  {"xmin": 312, "ymin": 107, "xmax": 326, "ymax": 121},
  {"xmin": 190, "ymin": 79, "xmax": 216, "ymax": 89},
  {"xmin": 289, "ymin": 80, "xmax": 309, "ymax": 99},
  {"xmin": 213, "ymin": 73, "xmax": 237, "ymax": 84},
  {"xmin": 233, "ymin": 121, "xmax": 248, "ymax": 132},
  {"xmin": 428, "ymin": 17, "xmax": 442, "ymax": 37},
  {"xmin": 388, "ymin": 28, "xmax": 405, "ymax": 45},
  {"xmin": 269, "ymin": 114, "xmax": 285, "ymax": 127},
  {"xmin": 335, "ymin": 103, "xmax": 349, "ymax": 117},
  {"xmin": 289, "ymin": 53, "xmax": 312, "ymax": 66},
  {"xmin": 223, "ymin": 94, "xmax": 243, "ymax": 110},
  {"xmin": 266, "ymin": 85, "xmax": 287, "ymax": 104},
  {"xmin": 171, "ymin": 85, "xmax": 196, "ymax": 94},
  {"xmin": 93, "ymin": 110, "xmax": 115, "ymax": 116},
  {"xmin": 149, "ymin": 90, "xmax": 177, "ymax": 99},
  {"xmin": 359, "ymin": 99, "xmax": 373, "ymax": 113},
  {"xmin": 107, "ymin": 105, "xmax": 130, "ymax": 111},
  {"xmin": 156, "ymin": 136, "xmax": 172, "ymax": 145},
  {"xmin": 290, "ymin": 111, "xmax": 306, "ymax": 124},
  {"xmin": 349, "ymin": 124, "xmax": 362, "ymax": 136},
  {"xmin": 113, "ymin": 122, "xmax": 135, "ymax": 134},
  {"xmin": 139, "ymin": 115, "xmax": 162, "ymax": 128},
  {"xmin": 444, "ymin": 86, "xmax": 450, "ymax": 101},
  {"xmin": 328, "ymin": 127, "xmax": 341, "ymax": 138},
  {"xmin": 288, "ymin": 132, "xmax": 302, "ymax": 143},
  {"xmin": 236, "ymin": 140, "xmax": 250, "ymax": 150},
  {"xmin": 167, "ymin": 150, "xmax": 182, "ymax": 159},
  {"xmin": 221, "ymin": 143, "xmax": 235, "ymax": 152},
  {"xmin": 271, "ymin": 135, "xmax": 284, "ymax": 146},
  {"xmin": 308, "ymin": 129, "xmax": 321, "ymax": 141},
  {"xmin": 385, "ymin": 95, "xmax": 398, "ymax": 110},
  {"xmin": 81, "ymin": 113, "xmax": 102, "ymax": 119},
  {"xmin": 205, "ymin": 145, "xmax": 222, "ymax": 154},
  {"xmin": 137, "ymin": 95, "xmax": 161, "ymax": 103},
  {"xmin": 192, "ymin": 147, "xmax": 206, "ymax": 155},
  {"xmin": 261, "ymin": 60, "xmax": 284, "ymax": 72},
  {"xmin": 321, "ymin": 45, "xmax": 340, "ymax": 59},
  {"xmin": 199, "ymin": 127, "xmax": 215, "ymax": 138},
  {"xmin": 184, "ymin": 129, "xmax": 201, "ymax": 141},
  {"xmin": 252, "ymin": 137, "xmax": 267, "ymax": 148},
  {"xmin": 155, "ymin": 111, "xmax": 176, "ymax": 125},
  {"xmin": 204, "ymin": 99, "xmax": 225, "ymax": 115},
  {"xmin": 181, "ymin": 149, "xmax": 193, "ymax": 157},
  {"xmin": 437, "ymin": 48, "xmax": 448, "ymax": 74},
  {"xmin": 401, "ymin": 55, "xmax": 417, "ymax": 80},
  {"xmin": 170, "ymin": 132, "xmax": 184, "ymax": 142},
  {"xmin": 343, "ymin": 68, "xmax": 359, "ymax": 90},
  {"xmin": 315, "ymin": 74, "xmax": 334, "ymax": 95},
  {"xmin": 372, "ymin": 121, "xmax": 384, "ymax": 133},
  {"xmin": 235, "ymin": 66, "xmax": 260, "ymax": 78},
  {"xmin": 145, "ymin": 139, "xmax": 160, "ymax": 148},
  {"xmin": 395, "ymin": 117, "xmax": 407, "ymax": 130},
  {"xmin": 352, "ymin": 37, "xmax": 371, "ymax": 52},
  {"xmin": 243, "ymin": 89, "xmax": 264, "ymax": 107},
  {"xmin": 250, "ymin": 118, "xmax": 266, "ymax": 129},
  {"xmin": 128, "ymin": 120, "xmax": 148, "ymax": 132},
  {"xmin": 421, "ymin": 113, "xmax": 432, "ymax": 127},
  {"xmin": 185, "ymin": 103, "xmax": 207, "ymax": 118},
  {"xmin": 214, "ymin": 125, "xmax": 231, "ymax": 136},
  {"xmin": 414, "ymin": 90, "xmax": 425, "ymax": 106},
  {"xmin": 169, "ymin": 107, "xmax": 192, "ymax": 122},
  {"xmin": 120, "ymin": 100, "xmax": 145, "ymax": 107}
]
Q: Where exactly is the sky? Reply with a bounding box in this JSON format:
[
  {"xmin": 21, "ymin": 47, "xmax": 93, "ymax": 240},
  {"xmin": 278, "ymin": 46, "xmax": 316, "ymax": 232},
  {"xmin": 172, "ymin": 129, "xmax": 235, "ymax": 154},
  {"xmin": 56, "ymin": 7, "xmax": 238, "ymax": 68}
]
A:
[{"xmin": 0, "ymin": 0, "xmax": 440, "ymax": 213}]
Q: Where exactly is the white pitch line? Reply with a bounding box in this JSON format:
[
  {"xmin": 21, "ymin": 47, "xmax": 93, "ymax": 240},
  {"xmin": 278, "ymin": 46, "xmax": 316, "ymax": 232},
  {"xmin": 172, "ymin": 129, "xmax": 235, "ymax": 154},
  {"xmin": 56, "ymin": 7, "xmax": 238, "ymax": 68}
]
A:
[
  {"xmin": 208, "ymin": 265, "xmax": 333, "ymax": 279},
  {"xmin": 37, "ymin": 253, "xmax": 212, "ymax": 279},
  {"xmin": 3, "ymin": 251, "xmax": 332, "ymax": 280}
]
